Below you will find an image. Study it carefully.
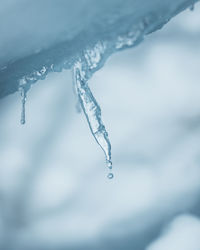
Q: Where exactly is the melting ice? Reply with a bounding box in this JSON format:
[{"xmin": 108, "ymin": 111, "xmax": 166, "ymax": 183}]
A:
[
  {"xmin": 73, "ymin": 59, "xmax": 113, "ymax": 179},
  {"xmin": 19, "ymin": 86, "xmax": 26, "ymax": 125},
  {"xmin": 9, "ymin": 0, "xmax": 198, "ymax": 179}
]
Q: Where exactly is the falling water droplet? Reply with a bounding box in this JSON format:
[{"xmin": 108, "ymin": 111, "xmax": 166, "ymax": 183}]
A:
[
  {"xmin": 19, "ymin": 87, "xmax": 27, "ymax": 125},
  {"xmin": 107, "ymin": 173, "xmax": 114, "ymax": 179},
  {"xmin": 106, "ymin": 160, "xmax": 114, "ymax": 180},
  {"xmin": 106, "ymin": 160, "xmax": 112, "ymax": 169}
]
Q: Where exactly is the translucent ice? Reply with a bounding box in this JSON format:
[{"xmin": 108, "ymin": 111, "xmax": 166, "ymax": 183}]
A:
[
  {"xmin": 0, "ymin": 0, "xmax": 198, "ymax": 98},
  {"xmin": 73, "ymin": 58, "xmax": 113, "ymax": 178},
  {"xmin": 0, "ymin": 0, "xmax": 198, "ymax": 177},
  {"xmin": 19, "ymin": 86, "xmax": 26, "ymax": 125}
]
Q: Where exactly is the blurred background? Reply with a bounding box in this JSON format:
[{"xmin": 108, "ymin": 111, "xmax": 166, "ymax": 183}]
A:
[{"xmin": 0, "ymin": 5, "xmax": 200, "ymax": 250}]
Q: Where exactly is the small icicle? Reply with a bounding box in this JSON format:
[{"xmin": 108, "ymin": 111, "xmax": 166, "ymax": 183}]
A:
[
  {"xmin": 19, "ymin": 86, "xmax": 27, "ymax": 125},
  {"xmin": 73, "ymin": 61, "xmax": 114, "ymax": 179}
]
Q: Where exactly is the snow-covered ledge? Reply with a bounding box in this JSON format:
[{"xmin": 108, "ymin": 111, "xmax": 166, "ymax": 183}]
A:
[{"xmin": 0, "ymin": 0, "xmax": 198, "ymax": 98}]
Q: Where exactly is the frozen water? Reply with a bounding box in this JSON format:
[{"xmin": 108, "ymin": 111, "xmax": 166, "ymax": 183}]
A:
[
  {"xmin": 73, "ymin": 58, "xmax": 113, "ymax": 178},
  {"xmin": 0, "ymin": 2, "xmax": 200, "ymax": 250},
  {"xmin": 19, "ymin": 86, "xmax": 26, "ymax": 125},
  {"xmin": 0, "ymin": 0, "xmax": 198, "ymax": 98},
  {"xmin": 0, "ymin": 0, "xmax": 198, "ymax": 164}
]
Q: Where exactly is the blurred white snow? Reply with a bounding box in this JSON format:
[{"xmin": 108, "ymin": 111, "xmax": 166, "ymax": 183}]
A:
[{"xmin": 147, "ymin": 215, "xmax": 200, "ymax": 250}]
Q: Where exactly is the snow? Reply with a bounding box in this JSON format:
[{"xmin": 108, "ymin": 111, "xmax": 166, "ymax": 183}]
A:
[
  {"xmin": 147, "ymin": 215, "xmax": 200, "ymax": 250},
  {"xmin": 0, "ymin": 0, "xmax": 198, "ymax": 98}
]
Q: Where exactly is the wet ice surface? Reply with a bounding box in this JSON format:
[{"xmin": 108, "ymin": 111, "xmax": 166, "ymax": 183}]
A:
[
  {"xmin": 0, "ymin": 0, "xmax": 198, "ymax": 180},
  {"xmin": 0, "ymin": 5, "xmax": 200, "ymax": 250},
  {"xmin": 0, "ymin": 0, "xmax": 198, "ymax": 98},
  {"xmin": 73, "ymin": 61, "xmax": 113, "ymax": 179},
  {"xmin": 0, "ymin": 0, "xmax": 195, "ymax": 67}
]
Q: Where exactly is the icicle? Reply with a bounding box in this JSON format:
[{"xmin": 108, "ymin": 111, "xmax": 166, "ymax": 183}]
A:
[
  {"xmin": 73, "ymin": 60, "xmax": 114, "ymax": 179},
  {"xmin": 18, "ymin": 77, "xmax": 28, "ymax": 125},
  {"xmin": 19, "ymin": 86, "xmax": 27, "ymax": 125}
]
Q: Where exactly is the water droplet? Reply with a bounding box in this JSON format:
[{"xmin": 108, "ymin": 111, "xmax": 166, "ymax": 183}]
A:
[
  {"xmin": 106, "ymin": 160, "xmax": 112, "ymax": 169},
  {"xmin": 107, "ymin": 173, "xmax": 114, "ymax": 179}
]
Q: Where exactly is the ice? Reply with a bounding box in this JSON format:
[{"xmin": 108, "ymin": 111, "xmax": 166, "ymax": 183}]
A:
[
  {"xmin": 19, "ymin": 86, "xmax": 26, "ymax": 125},
  {"xmin": 0, "ymin": 0, "xmax": 197, "ymax": 171},
  {"xmin": 0, "ymin": 0, "xmax": 198, "ymax": 98},
  {"xmin": 73, "ymin": 60, "xmax": 112, "ymax": 173},
  {"xmin": 73, "ymin": 57, "xmax": 113, "ymax": 178},
  {"xmin": 0, "ymin": 1, "xmax": 200, "ymax": 250},
  {"xmin": 0, "ymin": 0, "xmax": 197, "ymax": 160}
]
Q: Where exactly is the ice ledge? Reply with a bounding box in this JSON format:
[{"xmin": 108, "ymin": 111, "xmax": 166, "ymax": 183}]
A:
[{"xmin": 0, "ymin": 0, "xmax": 198, "ymax": 98}]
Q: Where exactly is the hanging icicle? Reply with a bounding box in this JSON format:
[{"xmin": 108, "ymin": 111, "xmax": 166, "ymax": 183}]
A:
[
  {"xmin": 73, "ymin": 59, "xmax": 114, "ymax": 179},
  {"xmin": 19, "ymin": 86, "xmax": 27, "ymax": 125}
]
